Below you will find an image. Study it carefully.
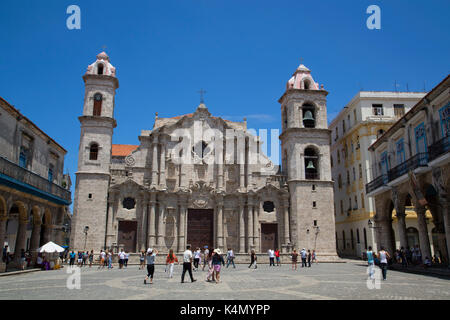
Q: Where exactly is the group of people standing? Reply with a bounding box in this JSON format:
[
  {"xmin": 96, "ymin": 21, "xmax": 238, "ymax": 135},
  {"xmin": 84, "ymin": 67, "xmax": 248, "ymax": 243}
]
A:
[{"xmin": 289, "ymin": 248, "xmax": 317, "ymax": 270}]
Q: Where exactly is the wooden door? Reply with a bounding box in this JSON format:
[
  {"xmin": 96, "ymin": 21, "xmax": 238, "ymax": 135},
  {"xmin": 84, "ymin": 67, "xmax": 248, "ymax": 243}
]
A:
[
  {"xmin": 118, "ymin": 221, "xmax": 137, "ymax": 252},
  {"xmin": 187, "ymin": 209, "xmax": 213, "ymax": 250},
  {"xmin": 261, "ymin": 223, "xmax": 278, "ymax": 253}
]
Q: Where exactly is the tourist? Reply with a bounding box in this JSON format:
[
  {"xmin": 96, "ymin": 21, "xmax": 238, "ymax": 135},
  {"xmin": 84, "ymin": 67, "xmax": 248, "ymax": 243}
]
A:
[
  {"xmin": 275, "ymin": 248, "xmax": 281, "ymax": 266},
  {"xmin": 98, "ymin": 250, "xmax": 105, "ymax": 269},
  {"xmin": 424, "ymin": 256, "xmax": 432, "ymax": 269},
  {"xmin": 181, "ymin": 245, "xmax": 197, "ymax": 283},
  {"xmin": 166, "ymin": 249, "xmax": 179, "ymax": 278},
  {"xmin": 307, "ymin": 250, "xmax": 312, "ymax": 267},
  {"xmin": 366, "ymin": 246, "xmax": 375, "ymax": 280},
  {"xmin": 300, "ymin": 248, "xmax": 307, "ymax": 268},
  {"xmin": 206, "ymin": 249, "xmax": 215, "ymax": 282},
  {"xmin": 212, "ymin": 249, "xmax": 225, "ymax": 284},
  {"xmin": 312, "ymin": 250, "xmax": 318, "ymax": 264},
  {"xmin": 226, "ymin": 248, "xmax": 235, "ymax": 268},
  {"xmin": 69, "ymin": 251, "xmax": 76, "ymax": 266},
  {"xmin": 268, "ymin": 248, "xmax": 275, "ymax": 266},
  {"xmin": 291, "ymin": 249, "xmax": 299, "ymax": 270},
  {"xmin": 193, "ymin": 248, "xmax": 201, "ymax": 271},
  {"xmin": 378, "ymin": 247, "xmax": 391, "ymax": 281},
  {"xmin": 107, "ymin": 250, "xmax": 113, "ymax": 269},
  {"xmin": 20, "ymin": 249, "xmax": 26, "ymax": 270},
  {"xmin": 400, "ymin": 247, "xmax": 408, "ymax": 268},
  {"xmin": 248, "ymin": 249, "xmax": 257, "ymax": 269},
  {"xmin": 89, "ymin": 250, "xmax": 94, "ymax": 268},
  {"xmin": 414, "ymin": 245, "xmax": 422, "ymax": 264},
  {"xmin": 144, "ymin": 248, "xmax": 158, "ymax": 284},
  {"xmin": 77, "ymin": 251, "xmax": 83, "ymax": 267},
  {"xmin": 139, "ymin": 250, "xmax": 146, "ymax": 270},
  {"xmin": 82, "ymin": 251, "xmax": 88, "ymax": 266},
  {"xmin": 202, "ymin": 246, "xmax": 209, "ymax": 271},
  {"xmin": 124, "ymin": 251, "xmax": 129, "ymax": 268},
  {"xmin": 118, "ymin": 249, "xmax": 125, "ymax": 269}
]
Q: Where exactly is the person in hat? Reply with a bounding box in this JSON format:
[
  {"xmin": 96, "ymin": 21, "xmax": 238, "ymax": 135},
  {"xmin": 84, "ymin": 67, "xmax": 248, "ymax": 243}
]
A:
[
  {"xmin": 211, "ymin": 249, "xmax": 225, "ymax": 284},
  {"xmin": 144, "ymin": 248, "xmax": 158, "ymax": 284}
]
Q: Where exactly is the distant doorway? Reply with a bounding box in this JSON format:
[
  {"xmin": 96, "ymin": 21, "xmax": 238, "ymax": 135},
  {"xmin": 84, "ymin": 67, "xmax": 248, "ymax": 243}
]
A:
[
  {"xmin": 187, "ymin": 209, "xmax": 213, "ymax": 250},
  {"xmin": 118, "ymin": 221, "xmax": 137, "ymax": 252},
  {"xmin": 261, "ymin": 223, "xmax": 278, "ymax": 252}
]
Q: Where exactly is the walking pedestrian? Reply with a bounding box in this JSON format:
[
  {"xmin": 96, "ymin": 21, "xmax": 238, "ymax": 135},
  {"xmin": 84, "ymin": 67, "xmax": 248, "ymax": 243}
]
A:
[
  {"xmin": 206, "ymin": 249, "xmax": 215, "ymax": 282},
  {"xmin": 312, "ymin": 250, "xmax": 318, "ymax": 264},
  {"xmin": 275, "ymin": 248, "xmax": 281, "ymax": 266},
  {"xmin": 193, "ymin": 248, "xmax": 201, "ymax": 271},
  {"xmin": 268, "ymin": 248, "xmax": 275, "ymax": 266},
  {"xmin": 307, "ymin": 250, "xmax": 312, "ymax": 267},
  {"xmin": 291, "ymin": 249, "xmax": 299, "ymax": 270},
  {"xmin": 226, "ymin": 248, "xmax": 236, "ymax": 268},
  {"xmin": 166, "ymin": 249, "xmax": 179, "ymax": 278},
  {"xmin": 82, "ymin": 251, "xmax": 88, "ymax": 266},
  {"xmin": 20, "ymin": 249, "xmax": 26, "ymax": 270},
  {"xmin": 212, "ymin": 249, "xmax": 225, "ymax": 284},
  {"xmin": 118, "ymin": 249, "xmax": 125, "ymax": 269},
  {"xmin": 98, "ymin": 250, "xmax": 106, "ymax": 269},
  {"xmin": 139, "ymin": 250, "xmax": 146, "ymax": 270},
  {"xmin": 300, "ymin": 248, "xmax": 307, "ymax": 268},
  {"xmin": 77, "ymin": 251, "xmax": 83, "ymax": 267},
  {"xmin": 124, "ymin": 251, "xmax": 129, "ymax": 268},
  {"xmin": 181, "ymin": 245, "xmax": 197, "ymax": 283},
  {"xmin": 378, "ymin": 247, "xmax": 390, "ymax": 281},
  {"xmin": 400, "ymin": 247, "xmax": 408, "ymax": 268},
  {"xmin": 89, "ymin": 250, "xmax": 94, "ymax": 268},
  {"xmin": 202, "ymin": 246, "xmax": 209, "ymax": 271},
  {"xmin": 144, "ymin": 248, "xmax": 158, "ymax": 284},
  {"xmin": 366, "ymin": 246, "xmax": 375, "ymax": 280},
  {"xmin": 107, "ymin": 250, "xmax": 113, "ymax": 269},
  {"xmin": 69, "ymin": 250, "xmax": 76, "ymax": 266},
  {"xmin": 248, "ymin": 249, "xmax": 257, "ymax": 269}
]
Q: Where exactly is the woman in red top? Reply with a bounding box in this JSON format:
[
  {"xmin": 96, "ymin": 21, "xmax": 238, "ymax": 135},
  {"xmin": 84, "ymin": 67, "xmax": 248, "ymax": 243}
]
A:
[
  {"xmin": 275, "ymin": 248, "xmax": 281, "ymax": 266},
  {"xmin": 166, "ymin": 249, "xmax": 179, "ymax": 278}
]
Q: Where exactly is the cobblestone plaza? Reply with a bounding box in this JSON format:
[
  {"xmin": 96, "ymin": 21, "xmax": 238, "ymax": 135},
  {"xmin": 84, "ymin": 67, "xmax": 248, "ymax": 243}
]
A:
[{"xmin": 0, "ymin": 262, "xmax": 449, "ymax": 300}]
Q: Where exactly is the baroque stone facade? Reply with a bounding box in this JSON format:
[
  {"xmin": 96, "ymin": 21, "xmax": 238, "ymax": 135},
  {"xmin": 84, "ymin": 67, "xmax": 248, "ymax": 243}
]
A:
[{"xmin": 71, "ymin": 53, "xmax": 338, "ymax": 260}]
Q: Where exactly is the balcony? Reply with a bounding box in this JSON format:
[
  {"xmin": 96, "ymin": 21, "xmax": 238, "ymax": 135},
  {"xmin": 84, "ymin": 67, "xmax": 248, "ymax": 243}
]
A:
[
  {"xmin": 387, "ymin": 153, "xmax": 428, "ymax": 182},
  {"xmin": 366, "ymin": 174, "xmax": 388, "ymax": 194},
  {"xmin": 429, "ymin": 136, "xmax": 450, "ymax": 162},
  {"xmin": 0, "ymin": 156, "xmax": 71, "ymax": 205}
]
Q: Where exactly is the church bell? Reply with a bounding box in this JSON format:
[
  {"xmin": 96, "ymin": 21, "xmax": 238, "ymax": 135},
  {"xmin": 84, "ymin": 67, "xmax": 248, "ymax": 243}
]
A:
[
  {"xmin": 306, "ymin": 160, "xmax": 315, "ymax": 170},
  {"xmin": 303, "ymin": 110, "xmax": 314, "ymax": 121}
]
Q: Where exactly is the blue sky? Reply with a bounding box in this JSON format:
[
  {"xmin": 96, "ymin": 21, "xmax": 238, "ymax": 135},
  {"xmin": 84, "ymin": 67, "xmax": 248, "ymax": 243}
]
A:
[{"xmin": 0, "ymin": 0, "xmax": 449, "ymax": 202}]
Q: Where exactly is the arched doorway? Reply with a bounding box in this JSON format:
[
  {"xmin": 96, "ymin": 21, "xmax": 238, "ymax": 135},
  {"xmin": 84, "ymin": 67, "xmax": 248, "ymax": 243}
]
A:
[{"xmin": 407, "ymin": 227, "xmax": 419, "ymax": 249}]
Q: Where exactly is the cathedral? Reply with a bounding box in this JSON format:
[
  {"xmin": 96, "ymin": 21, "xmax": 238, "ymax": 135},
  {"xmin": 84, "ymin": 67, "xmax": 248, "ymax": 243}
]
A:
[{"xmin": 70, "ymin": 52, "xmax": 338, "ymax": 260}]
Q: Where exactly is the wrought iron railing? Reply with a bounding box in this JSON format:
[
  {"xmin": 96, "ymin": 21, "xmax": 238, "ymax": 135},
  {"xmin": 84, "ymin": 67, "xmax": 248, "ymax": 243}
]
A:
[
  {"xmin": 387, "ymin": 152, "xmax": 428, "ymax": 182},
  {"xmin": 0, "ymin": 156, "xmax": 71, "ymax": 202},
  {"xmin": 365, "ymin": 174, "xmax": 388, "ymax": 194},
  {"xmin": 429, "ymin": 136, "xmax": 450, "ymax": 162}
]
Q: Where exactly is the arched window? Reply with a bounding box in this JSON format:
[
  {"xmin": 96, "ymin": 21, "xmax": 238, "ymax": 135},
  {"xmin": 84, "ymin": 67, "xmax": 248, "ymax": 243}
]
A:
[
  {"xmin": 363, "ymin": 228, "xmax": 368, "ymax": 249},
  {"xmin": 89, "ymin": 143, "xmax": 99, "ymax": 160},
  {"xmin": 377, "ymin": 129, "xmax": 385, "ymax": 139},
  {"xmin": 193, "ymin": 140, "xmax": 210, "ymax": 159},
  {"xmin": 93, "ymin": 93, "xmax": 102, "ymax": 116},
  {"xmin": 97, "ymin": 64, "xmax": 104, "ymax": 75},
  {"xmin": 302, "ymin": 103, "xmax": 316, "ymax": 128},
  {"xmin": 304, "ymin": 147, "xmax": 319, "ymax": 179},
  {"xmin": 303, "ymin": 79, "xmax": 311, "ymax": 90}
]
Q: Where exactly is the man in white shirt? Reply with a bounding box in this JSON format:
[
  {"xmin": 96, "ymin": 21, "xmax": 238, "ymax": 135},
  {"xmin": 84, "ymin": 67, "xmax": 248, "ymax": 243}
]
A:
[
  {"xmin": 268, "ymin": 249, "xmax": 275, "ymax": 266},
  {"xmin": 118, "ymin": 249, "xmax": 125, "ymax": 269},
  {"xmin": 181, "ymin": 245, "xmax": 197, "ymax": 283},
  {"xmin": 301, "ymin": 248, "xmax": 307, "ymax": 268}
]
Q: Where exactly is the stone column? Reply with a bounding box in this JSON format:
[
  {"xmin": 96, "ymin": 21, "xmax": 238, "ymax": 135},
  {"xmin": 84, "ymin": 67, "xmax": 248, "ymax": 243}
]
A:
[
  {"xmin": 396, "ymin": 210, "xmax": 408, "ymax": 250},
  {"xmin": 14, "ymin": 218, "xmax": 28, "ymax": 264},
  {"xmin": 253, "ymin": 201, "xmax": 260, "ymax": 252},
  {"xmin": 178, "ymin": 200, "xmax": 187, "ymax": 252},
  {"xmin": 247, "ymin": 198, "xmax": 254, "ymax": 252},
  {"xmin": 29, "ymin": 222, "xmax": 41, "ymax": 262},
  {"xmin": 0, "ymin": 216, "xmax": 7, "ymax": 272},
  {"xmin": 140, "ymin": 196, "xmax": 148, "ymax": 252},
  {"xmin": 216, "ymin": 196, "xmax": 224, "ymax": 250},
  {"xmin": 416, "ymin": 206, "xmax": 432, "ymax": 261},
  {"xmin": 239, "ymin": 197, "xmax": 245, "ymax": 253},
  {"xmin": 105, "ymin": 196, "xmax": 116, "ymax": 250},
  {"xmin": 282, "ymin": 198, "xmax": 291, "ymax": 252},
  {"xmin": 151, "ymin": 138, "xmax": 159, "ymax": 187},
  {"xmin": 148, "ymin": 193, "xmax": 156, "ymax": 247},
  {"xmin": 441, "ymin": 201, "xmax": 450, "ymax": 266},
  {"xmin": 157, "ymin": 203, "xmax": 166, "ymax": 249},
  {"xmin": 159, "ymin": 140, "xmax": 167, "ymax": 189}
]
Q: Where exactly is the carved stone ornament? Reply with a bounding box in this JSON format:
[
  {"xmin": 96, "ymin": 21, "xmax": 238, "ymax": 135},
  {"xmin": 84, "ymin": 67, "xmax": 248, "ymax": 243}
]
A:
[
  {"xmin": 190, "ymin": 181, "xmax": 214, "ymax": 208},
  {"xmin": 125, "ymin": 155, "xmax": 135, "ymax": 167}
]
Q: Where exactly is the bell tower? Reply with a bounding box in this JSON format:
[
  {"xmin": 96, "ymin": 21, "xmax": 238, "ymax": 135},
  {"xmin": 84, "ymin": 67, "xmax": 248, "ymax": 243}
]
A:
[
  {"xmin": 279, "ymin": 63, "xmax": 337, "ymax": 260},
  {"xmin": 71, "ymin": 52, "xmax": 119, "ymax": 251}
]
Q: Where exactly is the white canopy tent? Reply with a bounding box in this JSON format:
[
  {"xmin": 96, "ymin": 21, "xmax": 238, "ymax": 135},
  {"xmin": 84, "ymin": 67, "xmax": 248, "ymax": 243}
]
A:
[{"xmin": 38, "ymin": 241, "xmax": 65, "ymax": 253}]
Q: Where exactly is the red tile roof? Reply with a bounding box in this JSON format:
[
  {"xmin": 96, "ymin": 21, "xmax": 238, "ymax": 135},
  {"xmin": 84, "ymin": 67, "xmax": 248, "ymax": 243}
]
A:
[{"xmin": 112, "ymin": 144, "xmax": 138, "ymax": 157}]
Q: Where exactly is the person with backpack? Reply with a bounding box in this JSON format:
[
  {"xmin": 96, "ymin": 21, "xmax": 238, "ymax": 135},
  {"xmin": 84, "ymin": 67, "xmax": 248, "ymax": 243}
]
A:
[{"xmin": 211, "ymin": 249, "xmax": 225, "ymax": 284}]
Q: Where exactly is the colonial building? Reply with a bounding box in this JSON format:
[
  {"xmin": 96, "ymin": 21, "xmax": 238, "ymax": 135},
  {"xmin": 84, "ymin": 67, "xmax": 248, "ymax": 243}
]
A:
[
  {"xmin": 367, "ymin": 75, "xmax": 450, "ymax": 265},
  {"xmin": 0, "ymin": 97, "xmax": 71, "ymax": 271},
  {"xmin": 70, "ymin": 52, "xmax": 338, "ymax": 260},
  {"xmin": 330, "ymin": 91, "xmax": 425, "ymax": 257}
]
